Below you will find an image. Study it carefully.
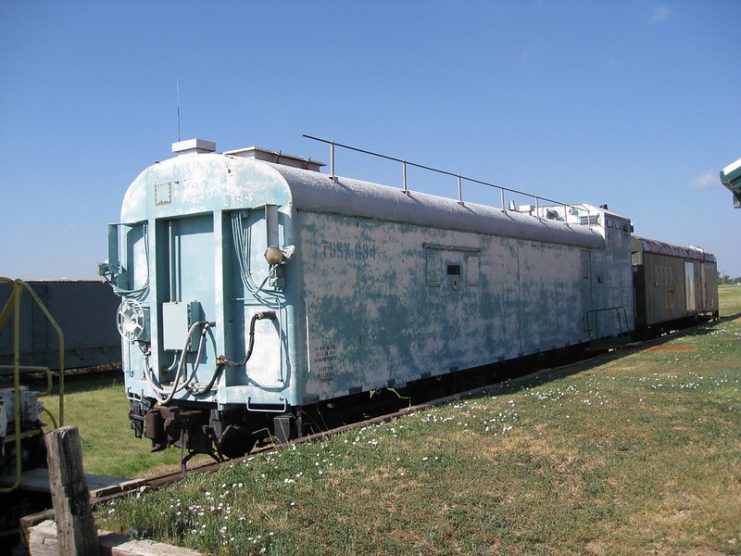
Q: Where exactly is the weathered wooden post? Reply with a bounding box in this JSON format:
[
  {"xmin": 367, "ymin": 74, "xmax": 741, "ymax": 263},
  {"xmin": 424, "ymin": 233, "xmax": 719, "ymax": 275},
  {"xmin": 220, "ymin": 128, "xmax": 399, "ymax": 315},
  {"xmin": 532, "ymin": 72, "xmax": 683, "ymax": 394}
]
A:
[{"xmin": 45, "ymin": 426, "xmax": 99, "ymax": 555}]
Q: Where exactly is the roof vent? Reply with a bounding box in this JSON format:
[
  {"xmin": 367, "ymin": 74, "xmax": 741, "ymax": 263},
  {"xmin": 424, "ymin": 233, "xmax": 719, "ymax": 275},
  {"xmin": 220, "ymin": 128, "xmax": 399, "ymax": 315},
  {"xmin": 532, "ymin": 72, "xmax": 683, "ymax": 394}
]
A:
[
  {"xmin": 172, "ymin": 138, "xmax": 216, "ymax": 156},
  {"xmin": 224, "ymin": 146, "xmax": 324, "ymax": 172}
]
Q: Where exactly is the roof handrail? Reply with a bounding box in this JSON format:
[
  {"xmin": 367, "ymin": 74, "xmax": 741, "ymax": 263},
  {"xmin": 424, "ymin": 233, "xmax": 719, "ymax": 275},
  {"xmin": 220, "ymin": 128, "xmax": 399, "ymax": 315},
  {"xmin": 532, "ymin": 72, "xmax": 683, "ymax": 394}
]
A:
[{"xmin": 303, "ymin": 134, "xmax": 592, "ymax": 226}]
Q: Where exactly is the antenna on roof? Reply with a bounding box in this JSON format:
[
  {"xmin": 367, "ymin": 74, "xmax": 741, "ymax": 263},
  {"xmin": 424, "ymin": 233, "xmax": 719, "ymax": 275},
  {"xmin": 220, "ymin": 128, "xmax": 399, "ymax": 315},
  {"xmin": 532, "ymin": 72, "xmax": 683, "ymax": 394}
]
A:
[{"xmin": 176, "ymin": 79, "xmax": 181, "ymax": 141}]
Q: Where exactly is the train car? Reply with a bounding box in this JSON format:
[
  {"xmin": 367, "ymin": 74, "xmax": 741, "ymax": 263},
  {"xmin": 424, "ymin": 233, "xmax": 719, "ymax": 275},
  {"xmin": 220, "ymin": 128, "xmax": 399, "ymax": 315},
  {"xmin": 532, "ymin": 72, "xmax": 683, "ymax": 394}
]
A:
[
  {"xmin": 631, "ymin": 236, "xmax": 718, "ymax": 333},
  {"xmin": 100, "ymin": 138, "xmax": 635, "ymax": 459},
  {"xmin": 0, "ymin": 280, "xmax": 120, "ymax": 370}
]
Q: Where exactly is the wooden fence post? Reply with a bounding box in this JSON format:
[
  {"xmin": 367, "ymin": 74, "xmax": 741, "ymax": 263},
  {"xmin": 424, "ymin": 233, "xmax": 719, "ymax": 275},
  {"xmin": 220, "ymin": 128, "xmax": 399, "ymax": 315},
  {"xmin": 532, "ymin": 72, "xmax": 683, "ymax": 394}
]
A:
[{"xmin": 45, "ymin": 426, "xmax": 99, "ymax": 555}]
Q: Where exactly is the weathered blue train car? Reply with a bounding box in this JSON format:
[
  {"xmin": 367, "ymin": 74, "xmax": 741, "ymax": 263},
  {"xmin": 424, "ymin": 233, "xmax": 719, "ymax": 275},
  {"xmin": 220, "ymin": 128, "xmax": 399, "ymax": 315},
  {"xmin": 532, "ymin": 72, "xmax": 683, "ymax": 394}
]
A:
[{"xmin": 101, "ymin": 139, "xmax": 634, "ymax": 457}]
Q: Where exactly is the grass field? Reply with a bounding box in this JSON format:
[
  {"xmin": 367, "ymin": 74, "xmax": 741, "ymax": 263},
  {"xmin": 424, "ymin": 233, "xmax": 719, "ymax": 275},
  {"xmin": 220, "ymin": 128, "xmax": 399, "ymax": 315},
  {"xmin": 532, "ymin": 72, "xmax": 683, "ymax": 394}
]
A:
[
  {"xmin": 43, "ymin": 374, "xmax": 182, "ymax": 477},
  {"xmin": 94, "ymin": 287, "xmax": 741, "ymax": 555},
  {"xmin": 719, "ymin": 284, "xmax": 741, "ymax": 317}
]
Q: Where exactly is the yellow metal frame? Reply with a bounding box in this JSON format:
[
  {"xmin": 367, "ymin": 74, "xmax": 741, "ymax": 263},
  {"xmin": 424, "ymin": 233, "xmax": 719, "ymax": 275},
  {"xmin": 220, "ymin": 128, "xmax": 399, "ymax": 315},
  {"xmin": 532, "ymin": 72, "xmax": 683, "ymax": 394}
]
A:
[{"xmin": 0, "ymin": 277, "xmax": 64, "ymax": 492}]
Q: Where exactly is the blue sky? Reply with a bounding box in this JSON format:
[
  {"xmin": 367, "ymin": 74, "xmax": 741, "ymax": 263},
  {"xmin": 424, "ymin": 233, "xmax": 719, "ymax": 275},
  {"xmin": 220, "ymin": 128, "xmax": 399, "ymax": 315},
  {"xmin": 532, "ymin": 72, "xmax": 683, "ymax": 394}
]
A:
[{"xmin": 1, "ymin": 0, "xmax": 739, "ymax": 278}]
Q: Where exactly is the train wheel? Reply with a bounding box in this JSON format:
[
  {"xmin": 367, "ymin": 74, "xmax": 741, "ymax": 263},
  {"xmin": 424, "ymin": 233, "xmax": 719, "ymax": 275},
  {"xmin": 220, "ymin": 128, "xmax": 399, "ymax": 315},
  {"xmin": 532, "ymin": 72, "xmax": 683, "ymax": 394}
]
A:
[{"xmin": 215, "ymin": 425, "xmax": 255, "ymax": 459}]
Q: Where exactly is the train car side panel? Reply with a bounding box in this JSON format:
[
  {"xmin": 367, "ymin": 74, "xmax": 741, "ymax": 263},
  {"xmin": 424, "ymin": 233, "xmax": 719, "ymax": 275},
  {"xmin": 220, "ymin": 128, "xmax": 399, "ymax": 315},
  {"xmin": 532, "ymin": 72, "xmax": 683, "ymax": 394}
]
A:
[
  {"xmin": 298, "ymin": 209, "xmax": 613, "ymax": 403},
  {"xmin": 587, "ymin": 213, "xmax": 634, "ymax": 338},
  {"xmin": 516, "ymin": 240, "xmax": 587, "ymax": 354},
  {"xmin": 701, "ymin": 261, "xmax": 719, "ymax": 315},
  {"xmin": 631, "ymin": 236, "xmax": 718, "ymax": 328},
  {"xmin": 0, "ymin": 281, "xmax": 120, "ymax": 369}
]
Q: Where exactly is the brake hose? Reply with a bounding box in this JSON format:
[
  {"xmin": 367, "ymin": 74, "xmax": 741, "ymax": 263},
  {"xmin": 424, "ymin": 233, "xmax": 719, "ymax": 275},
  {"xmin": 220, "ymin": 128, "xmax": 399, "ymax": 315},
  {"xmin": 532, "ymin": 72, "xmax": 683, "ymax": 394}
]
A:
[
  {"xmin": 220, "ymin": 311, "xmax": 277, "ymax": 367},
  {"xmin": 186, "ymin": 364, "xmax": 224, "ymax": 396},
  {"xmin": 146, "ymin": 312, "xmax": 277, "ymax": 401},
  {"xmin": 142, "ymin": 321, "xmax": 211, "ymax": 405}
]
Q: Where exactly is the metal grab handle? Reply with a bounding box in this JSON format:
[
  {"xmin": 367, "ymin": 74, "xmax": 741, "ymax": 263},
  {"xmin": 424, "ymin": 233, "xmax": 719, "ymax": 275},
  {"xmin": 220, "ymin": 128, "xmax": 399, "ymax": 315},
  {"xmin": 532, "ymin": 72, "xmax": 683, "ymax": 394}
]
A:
[{"xmin": 246, "ymin": 397, "xmax": 288, "ymax": 414}]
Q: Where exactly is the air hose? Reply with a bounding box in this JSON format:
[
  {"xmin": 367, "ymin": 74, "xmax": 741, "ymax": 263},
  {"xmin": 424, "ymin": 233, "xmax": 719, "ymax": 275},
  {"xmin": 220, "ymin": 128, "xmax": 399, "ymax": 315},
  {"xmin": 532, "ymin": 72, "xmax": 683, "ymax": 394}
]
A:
[
  {"xmin": 220, "ymin": 311, "xmax": 277, "ymax": 367},
  {"xmin": 146, "ymin": 311, "xmax": 277, "ymax": 402},
  {"xmin": 152, "ymin": 321, "xmax": 212, "ymax": 406}
]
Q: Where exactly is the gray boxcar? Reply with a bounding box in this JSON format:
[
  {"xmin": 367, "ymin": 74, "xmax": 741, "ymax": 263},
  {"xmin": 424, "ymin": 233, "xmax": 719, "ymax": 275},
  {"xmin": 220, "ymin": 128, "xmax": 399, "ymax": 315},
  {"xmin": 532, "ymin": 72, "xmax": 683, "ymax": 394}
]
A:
[{"xmin": 0, "ymin": 280, "xmax": 121, "ymax": 369}]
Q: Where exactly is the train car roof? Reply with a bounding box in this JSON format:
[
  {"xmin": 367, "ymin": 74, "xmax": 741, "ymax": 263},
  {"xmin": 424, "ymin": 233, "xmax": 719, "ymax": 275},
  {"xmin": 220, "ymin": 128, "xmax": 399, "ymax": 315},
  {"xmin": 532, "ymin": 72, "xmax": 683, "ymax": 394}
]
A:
[
  {"xmin": 122, "ymin": 151, "xmax": 605, "ymax": 250},
  {"xmin": 633, "ymin": 236, "xmax": 716, "ymax": 263},
  {"xmin": 265, "ymin": 162, "xmax": 605, "ymax": 249}
]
